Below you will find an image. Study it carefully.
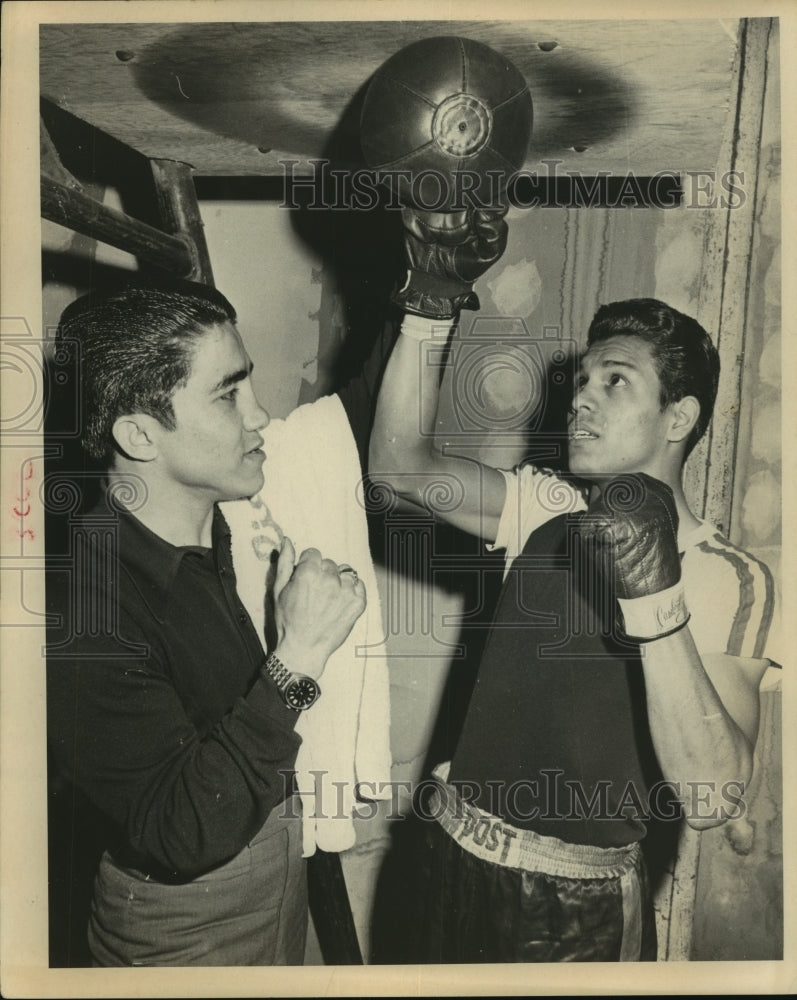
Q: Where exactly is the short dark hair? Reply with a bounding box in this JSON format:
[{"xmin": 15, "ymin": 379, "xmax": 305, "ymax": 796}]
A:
[
  {"xmin": 57, "ymin": 282, "xmax": 237, "ymax": 463},
  {"xmin": 586, "ymin": 298, "xmax": 720, "ymax": 456}
]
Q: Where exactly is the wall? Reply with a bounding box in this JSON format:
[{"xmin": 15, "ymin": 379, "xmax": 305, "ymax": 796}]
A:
[
  {"xmin": 688, "ymin": 21, "xmax": 782, "ymax": 960},
  {"xmin": 200, "ymin": 201, "xmax": 329, "ymax": 421}
]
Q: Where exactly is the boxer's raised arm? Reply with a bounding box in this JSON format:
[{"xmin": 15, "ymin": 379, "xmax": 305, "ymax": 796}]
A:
[{"xmin": 369, "ymin": 208, "xmax": 509, "ymax": 541}]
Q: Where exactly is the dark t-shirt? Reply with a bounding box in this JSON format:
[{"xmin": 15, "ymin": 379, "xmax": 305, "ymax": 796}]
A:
[{"xmin": 449, "ymin": 512, "xmax": 663, "ymax": 848}]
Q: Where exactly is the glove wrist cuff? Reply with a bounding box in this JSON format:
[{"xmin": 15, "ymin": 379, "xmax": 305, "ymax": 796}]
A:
[
  {"xmin": 618, "ymin": 582, "xmax": 690, "ymax": 642},
  {"xmin": 391, "ymin": 269, "xmax": 480, "ymax": 320},
  {"xmin": 400, "ymin": 268, "xmax": 474, "ymax": 298}
]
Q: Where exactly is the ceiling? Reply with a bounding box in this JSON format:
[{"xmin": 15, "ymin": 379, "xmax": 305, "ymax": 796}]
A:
[{"xmin": 39, "ymin": 19, "xmax": 740, "ymax": 177}]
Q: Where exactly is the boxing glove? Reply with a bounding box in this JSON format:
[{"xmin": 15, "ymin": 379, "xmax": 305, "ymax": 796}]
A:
[
  {"xmin": 587, "ymin": 473, "xmax": 690, "ymax": 642},
  {"xmin": 391, "ymin": 206, "xmax": 508, "ymax": 320}
]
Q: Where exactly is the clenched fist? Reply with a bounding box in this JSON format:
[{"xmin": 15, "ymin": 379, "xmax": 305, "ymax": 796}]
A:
[
  {"xmin": 272, "ymin": 539, "xmax": 366, "ymax": 678},
  {"xmin": 392, "ymin": 206, "xmax": 509, "ymax": 319},
  {"xmin": 587, "ymin": 473, "xmax": 690, "ymax": 641}
]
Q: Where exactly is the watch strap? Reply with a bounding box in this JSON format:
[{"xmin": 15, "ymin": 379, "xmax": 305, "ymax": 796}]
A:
[
  {"xmin": 263, "ymin": 652, "xmax": 321, "ymax": 710},
  {"xmin": 263, "ymin": 651, "xmax": 293, "ymax": 693}
]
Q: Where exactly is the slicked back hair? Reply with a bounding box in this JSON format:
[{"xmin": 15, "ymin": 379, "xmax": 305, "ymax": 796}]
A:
[{"xmin": 58, "ymin": 283, "xmax": 237, "ymax": 465}]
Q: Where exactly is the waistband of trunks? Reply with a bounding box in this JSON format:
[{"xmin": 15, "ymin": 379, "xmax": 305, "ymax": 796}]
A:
[{"xmin": 430, "ymin": 762, "xmax": 641, "ymax": 880}]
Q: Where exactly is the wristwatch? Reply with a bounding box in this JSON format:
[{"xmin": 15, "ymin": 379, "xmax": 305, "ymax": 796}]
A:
[{"xmin": 263, "ymin": 652, "xmax": 321, "ymax": 711}]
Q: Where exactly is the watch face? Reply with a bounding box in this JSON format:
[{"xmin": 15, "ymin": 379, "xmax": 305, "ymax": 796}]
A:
[{"xmin": 285, "ymin": 676, "xmax": 320, "ymax": 710}]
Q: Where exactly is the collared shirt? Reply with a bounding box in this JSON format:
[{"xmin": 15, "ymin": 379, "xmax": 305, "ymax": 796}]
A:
[{"xmin": 46, "ymin": 494, "xmax": 301, "ymax": 881}]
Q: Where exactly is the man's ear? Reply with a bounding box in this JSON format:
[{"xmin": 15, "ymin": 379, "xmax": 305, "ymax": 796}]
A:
[
  {"xmin": 668, "ymin": 395, "xmax": 700, "ymax": 445},
  {"xmin": 111, "ymin": 414, "xmax": 161, "ymax": 462}
]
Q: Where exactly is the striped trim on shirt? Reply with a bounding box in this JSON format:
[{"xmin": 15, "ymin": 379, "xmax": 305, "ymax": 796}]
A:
[
  {"xmin": 495, "ymin": 464, "xmax": 778, "ymax": 663},
  {"xmin": 693, "ymin": 532, "xmax": 776, "ymax": 659}
]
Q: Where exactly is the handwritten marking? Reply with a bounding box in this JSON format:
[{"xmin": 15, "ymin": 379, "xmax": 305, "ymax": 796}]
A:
[{"xmin": 14, "ymin": 461, "xmax": 35, "ymax": 540}]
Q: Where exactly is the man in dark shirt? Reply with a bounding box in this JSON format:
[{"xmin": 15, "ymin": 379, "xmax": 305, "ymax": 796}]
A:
[{"xmin": 46, "ymin": 283, "xmax": 366, "ymax": 966}]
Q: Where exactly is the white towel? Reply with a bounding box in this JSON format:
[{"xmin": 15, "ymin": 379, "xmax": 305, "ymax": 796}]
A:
[{"xmin": 220, "ymin": 393, "xmax": 392, "ymax": 856}]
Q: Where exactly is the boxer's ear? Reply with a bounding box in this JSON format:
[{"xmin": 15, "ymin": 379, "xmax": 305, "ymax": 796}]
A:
[{"xmin": 667, "ymin": 396, "xmax": 699, "ymax": 445}]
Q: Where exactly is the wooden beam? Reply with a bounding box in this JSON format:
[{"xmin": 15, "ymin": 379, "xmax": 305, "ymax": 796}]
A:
[
  {"xmin": 686, "ymin": 18, "xmax": 773, "ymax": 533},
  {"xmin": 150, "ymin": 159, "xmax": 215, "ymax": 285},
  {"xmin": 41, "ymin": 174, "xmax": 195, "ymax": 277},
  {"xmin": 39, "ymin": 20, "xmax": 737, "ymax": 177},
  {"xmin": 41, "ymin": 111, "xmax": 211, "ymax": 282}
]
